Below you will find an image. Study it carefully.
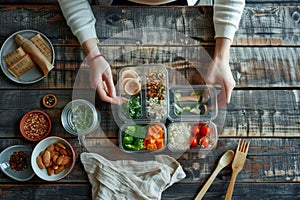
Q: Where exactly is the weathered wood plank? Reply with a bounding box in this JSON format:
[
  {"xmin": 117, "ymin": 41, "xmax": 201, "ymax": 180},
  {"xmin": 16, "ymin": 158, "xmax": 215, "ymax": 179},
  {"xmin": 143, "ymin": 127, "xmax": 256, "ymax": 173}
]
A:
[
  {"xmin": 246, "ymin": 1, "xmax": 300, "ymax": 6},
  {"xmin": 106, "ymin": 46, "xmax": 300, "ymax": 87},
  {"xmin": 96, "ymin": 6, "xmax": 300, "ymax": 46},
  {"xmin": 0, "ymin": 0, "xmax": 58, "ymax": 4},
  {"xmin": 0, "ymin": 6, "xmax": 215, "ymax": 46},
  {"xmin": 0, "ymin": 6, "xmax": 71, "ymax": 44},
  {"xmin": 94, "ymin": 6, "xmax": 300, "ymax": 46},
  {"xmin": 235, "ymin": 7, "xmax": 300, "ymax": 46},
  {"xmin": 0, "ymin": 182, "xmax": 300, "ymax": 200},
  {"xmin": 0, "ymin": 89, "xmax": 74, "ymax": 137},
  {"xmin": 162, "ymin": 182, "xmax": 300, "ymax": 200},
  {"xmin": 1, "ymin": 0, "xmax": 299, "ymax": 6},
  {"xmin": 93, "ymin": 6, "xmax": 215, "ymax": 43},
  {"xmin": 0, "ymin": 6, "xmax": 299, "ymax": 46},
  {"xmin": 1, "ymin": 138, "xmax": 300, "ymax": 184},
  {"xmin": 231, "ymin": 47, "xmax": 300, "ymax": 87},
  {"xmin": 0, "ymin": 45, "xmax": 86, "ymax": 89},
  {"xmin": 0, "ymin": 6, "xmax": 299, "ymax": 89},
  {"xmin": 1, "ymin": 45, "xmax": 300, "ymax": 89},
  {"xmin": 179, "ymin": 138, "xmax": 300, "ymax": 183},
  {"xmin": 0, "ymin": 138, "xmax": 121, "ymax": 183},
  {"xmin": 222, "ymin": 89, "xmax": 300, "ymax": 137},
  {"xmin": 0, "ymin": 184, "xmax": 92, "ymax": 199},
  {"xmin": 0, "ymin": 89, "xmax": 118, "ymax": 138},
  {"xmin": 1, "ymin": 87, "xmax": 300, "ymax": 139},
  {"xmin": 1, "ymin": 89, "xmax": 300, "ymax": 138}
]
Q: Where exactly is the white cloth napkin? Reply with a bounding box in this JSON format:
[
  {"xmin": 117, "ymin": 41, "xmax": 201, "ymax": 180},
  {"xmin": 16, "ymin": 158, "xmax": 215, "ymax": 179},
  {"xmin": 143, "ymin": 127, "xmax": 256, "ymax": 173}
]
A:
[{"xmin": 80, "ymin": 152, "xmax": 186, "ymax": 200}]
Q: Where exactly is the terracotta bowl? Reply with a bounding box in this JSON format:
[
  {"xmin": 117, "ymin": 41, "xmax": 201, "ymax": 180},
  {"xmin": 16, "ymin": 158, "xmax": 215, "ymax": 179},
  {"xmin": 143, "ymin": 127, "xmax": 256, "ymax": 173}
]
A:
[
  {"xmin": 42, "ymin": 94, "xmax": 57, "ymax": 109},
  {"xmin": 31, "ymin": 136, "xmax": 76, "ymax": 181},
  {"xmin": 20, "ymin": 110, "xmax": 52, "ymax": 142}
]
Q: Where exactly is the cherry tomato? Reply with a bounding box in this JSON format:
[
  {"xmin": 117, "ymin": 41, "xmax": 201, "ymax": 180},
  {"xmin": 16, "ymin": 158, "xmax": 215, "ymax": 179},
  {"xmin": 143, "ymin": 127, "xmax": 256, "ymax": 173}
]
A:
[
  {"xmin": 196, "ymin": 131, "xmax": 204, "ymax": 140},
  {"xmin": 200, "ymin": 136, "xmax": 210, "ymax": 148},
  {"xmin": 198, "ymin": 122, "xmax": 206, "ymax": 127},
  {"xmin": 191, "ymin": 125, "xmax": 200, "ymax": 136},
  {"xmin": 201, "ymin": 125, "xmax": 211, "ymax": 136},
  {"xmin": 190, "ymin": 136, "xmax": 198, "ymax": 147}
]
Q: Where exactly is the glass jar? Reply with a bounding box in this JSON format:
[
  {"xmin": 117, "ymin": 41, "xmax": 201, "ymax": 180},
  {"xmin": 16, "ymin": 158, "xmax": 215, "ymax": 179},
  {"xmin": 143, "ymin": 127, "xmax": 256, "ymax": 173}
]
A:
[{"xmin": 61, "ymin": 99, "xmax": 100, "ymax": 136}]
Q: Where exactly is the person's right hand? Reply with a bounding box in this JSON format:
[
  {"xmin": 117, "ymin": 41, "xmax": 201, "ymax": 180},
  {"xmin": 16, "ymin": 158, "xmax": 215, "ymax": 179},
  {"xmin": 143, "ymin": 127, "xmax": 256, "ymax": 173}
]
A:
[
  {"xmin": 83, "ymin": 38, "xmax": 126, "ymax": 105},
  {"xmin": 88, "ymin": 54, "xmax": 126, "ymax": 105},
  {"xmin": 205, "ymin": 37, "xmax": 235, "ymax": 108},
  {"xmin": 205, "ymin": 55, "xmax": 235, "ymax": 108}
]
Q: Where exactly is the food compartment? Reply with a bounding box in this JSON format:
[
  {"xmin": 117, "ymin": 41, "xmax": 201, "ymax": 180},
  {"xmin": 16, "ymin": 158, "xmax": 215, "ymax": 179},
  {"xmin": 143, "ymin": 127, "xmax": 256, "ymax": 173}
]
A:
[
  {"xmin": 118, "ymin": 64, "xmax": 168, "ymax": 122},
  {"xmin": 168, "ymin": 85, "xmax": 217, "ymax": 121},
  {"xmin": 167, "ymin": 121, "xmax": 218, "ymax": 157},
  {"xmin": 119, "ymin": 122, "xmax": 167, "ymax": 153}
]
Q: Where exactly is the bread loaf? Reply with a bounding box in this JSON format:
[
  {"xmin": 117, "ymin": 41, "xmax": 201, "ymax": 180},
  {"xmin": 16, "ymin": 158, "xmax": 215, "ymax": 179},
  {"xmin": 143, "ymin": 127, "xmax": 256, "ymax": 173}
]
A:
[
  {"xmin": 15, "ymin": 34, "xmax": 54, "ymax": 76},
  {"xmin": 3, "ymin": 47, "xmax": 26, "ymax": 66},
  {"xmin": 30, "ymin": 34, "xmax": 52, "ymax": 62},
  {"xmin": 7, "ymin": 54, "xmax": 35, "ymax": 78}
]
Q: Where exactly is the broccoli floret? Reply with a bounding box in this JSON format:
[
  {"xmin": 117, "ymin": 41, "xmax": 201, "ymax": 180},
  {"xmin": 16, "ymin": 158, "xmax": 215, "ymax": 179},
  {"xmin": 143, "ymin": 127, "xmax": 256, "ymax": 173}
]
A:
[
  {"xmin": 124, "ymin": 125, "xmax": 136, "ymax": 136},
  {"xmin": 123, "ymin": 135, "xmax": 134, "ymax": 144},
  {"xmin": 124, "ymin": 144, "xmax": 136, "ymax": 151},
  {"xmin": 133, "ymin": 138, "xmax": 145, "ymax": 150}
]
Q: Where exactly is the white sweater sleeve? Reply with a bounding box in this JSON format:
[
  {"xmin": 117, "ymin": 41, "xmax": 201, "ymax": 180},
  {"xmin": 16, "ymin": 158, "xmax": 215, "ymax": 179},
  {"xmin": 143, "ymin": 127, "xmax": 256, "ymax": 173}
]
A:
[
  {"xmin": 58, "ymin": 0, "xmax": 245, "ymax": 44},
  {"xmin": 58, "ymin": 0, "xmax": 97, "ymax": 45},
  {"xmin": 213, "ymin": 0, "xmax": 245, "ymax": 41}
]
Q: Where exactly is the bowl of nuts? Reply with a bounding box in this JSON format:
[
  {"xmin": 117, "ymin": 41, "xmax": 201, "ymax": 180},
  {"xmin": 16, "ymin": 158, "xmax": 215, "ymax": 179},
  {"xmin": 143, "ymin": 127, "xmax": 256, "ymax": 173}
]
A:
[
  {"xmin": 20, "ymin": 110, "xmax": 52, "ymax": 142},
  {"xmin": 31, "ymin": 136, "xmax": 75, "ymax": 181}
]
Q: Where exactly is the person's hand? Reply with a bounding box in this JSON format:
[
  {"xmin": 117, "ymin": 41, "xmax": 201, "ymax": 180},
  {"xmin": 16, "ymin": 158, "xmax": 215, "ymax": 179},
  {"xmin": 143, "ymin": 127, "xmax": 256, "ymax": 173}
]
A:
[
  {"xmin": 83, "ymin": 38, "xmax": 125, "ymax": 105},
  {"xmin": 88, "ymin": 55, "xmax": 125, "ymax": 105},
  {"xmin": 205, "ymin": 38, "xmax": 235, "ymax": 108}
]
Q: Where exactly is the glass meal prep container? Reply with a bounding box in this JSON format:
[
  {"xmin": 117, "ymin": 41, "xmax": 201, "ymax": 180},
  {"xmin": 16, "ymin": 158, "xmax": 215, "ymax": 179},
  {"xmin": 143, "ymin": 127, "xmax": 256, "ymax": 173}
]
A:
[
  {"xmin": 168, "ymin": 85, "xmax": 218, "ymax": 121},
  {"xmin": 167, "ymin": 121, "xmax": 218, "ymax": 158},
  {"xmin": 167, "ymin": 85, "xmax": 219, "ymax": 158},
  {"xmin": 117, "ymin": 64, "xmax": 169, "ymax": 122},
  {"xmin": 117, "ymin": 65, "xmax": 219, "ymax": 156},
  {"xmin": 119, "ymin": 122, "xmax": 167, "ymax": 153}
]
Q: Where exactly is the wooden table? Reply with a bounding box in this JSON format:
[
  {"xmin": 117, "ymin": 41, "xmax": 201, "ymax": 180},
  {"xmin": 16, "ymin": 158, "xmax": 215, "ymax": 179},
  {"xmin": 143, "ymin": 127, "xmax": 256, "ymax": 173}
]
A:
[{"xmin": 1, "ymin": 2, "xmax": 300, "ymax": 199}]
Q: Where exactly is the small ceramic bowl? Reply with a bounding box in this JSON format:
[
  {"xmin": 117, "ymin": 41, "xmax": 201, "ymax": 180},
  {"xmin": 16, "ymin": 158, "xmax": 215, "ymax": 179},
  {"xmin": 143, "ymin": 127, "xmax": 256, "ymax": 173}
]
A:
[
  {"xmin": 42, "ymin": 94, "xmax": 57, "ymax": 108},
  {"xmin": 31, "ymin": 136, "xmax": 76, "ymax": 181},
  {"xmin": 0, "ymin": 145, "xmax": 35, "ymax": 181},
  {"xmin": 20, "ymin": 110, "xmax": 52, "ymax": 142}
]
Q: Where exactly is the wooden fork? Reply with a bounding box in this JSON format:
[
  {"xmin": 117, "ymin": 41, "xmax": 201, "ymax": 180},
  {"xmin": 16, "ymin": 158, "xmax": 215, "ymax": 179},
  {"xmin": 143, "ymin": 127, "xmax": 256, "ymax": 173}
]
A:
[{"xmin": 225, "ymin": 140, "xmax": 250, "ymax": 200}]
